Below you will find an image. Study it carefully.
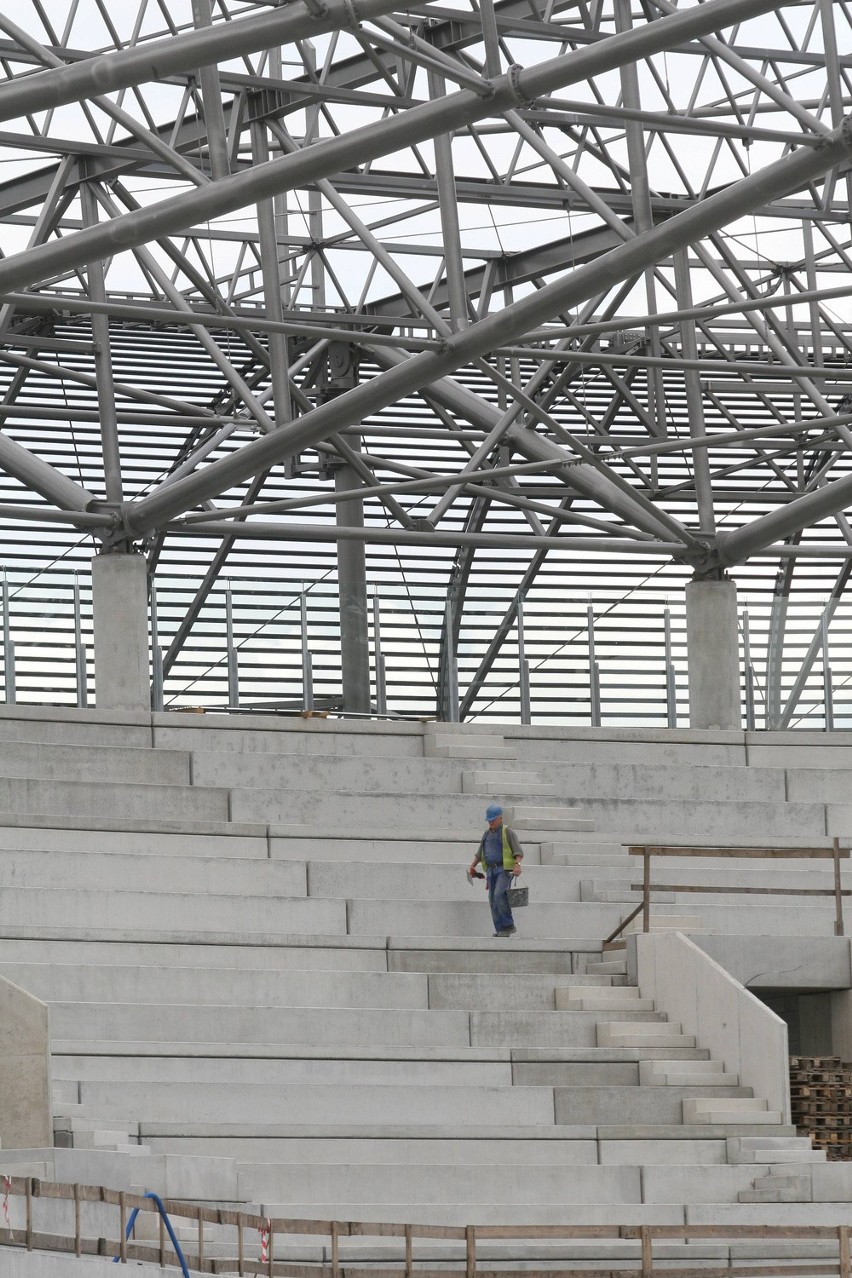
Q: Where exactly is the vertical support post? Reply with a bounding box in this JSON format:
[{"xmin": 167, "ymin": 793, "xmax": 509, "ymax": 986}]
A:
[
  {"xmin": 465, "ymin": 1225, "xmax": 476, "ymax": 1278},
  {"xmin": 74, "ymin": 573, "xmax": 87, "ymax": 708},
  {"xmin": 237, "ymin": 1215, "xmax": 244, "ymax": 1277},
  {"xmin": 226, "ymin": 588, "xmax": 239, "ymax": 709},
  {"xmin": 150, "ymin": 584, "xmax": 164, "ymax": 713},
  {"xmin": 444, "ymin": 599, "xmax": 459, "ymax": 723},
  {"xmin": 158, "ymin": 1209, "xmax": 165, "ymax": 1267},
  {"xmin": 267, "ymin": 1222, "xmax": 273, "ymax": 1278},
  {"xmin": 664, "ymin": 606, "xmax": 677, "ymax": 729},
  {"xmin": 119, "ymin": 1192, "xmax": 127, "ymax": 1263},
  {"xmin": 640, "ymin": 1225, "xmax": 653, "ymax": 1278},
  {"xmin": 588, "ymin": 604, "xmax": 601, "ymax": 728},
  {"xmin": 685, "ymin": 576, "xmax": 741, "ymax": 730},
  {"xmin": 331, "ymin": 1222, "xmax": 340, "ymax": 1278},
  {"xmin": 823, "ymin": 611, "xmax": 834, "ymax": 731},
  {"xmin": 742, "ymin": 609, "xmax": 756, "ymax": 732},
  {"xmin": 336, "ymin": 463, "xmax": 371, "ymax": 714},
  {"xmin": 834, "ymin": 838, "xmax": 845, "ymax": 938},
  {"xmin": 74, "ymin": 1183, "xmax": 81, "ymax": 1258},
  {"xmin": 81, "ymin": 180, "xmax": 123, "ymax": 509},
  {"xmin": 91, "ymin": 553, "xmax": 150, "ymax": 710},
  {"xmin": 404, "ymin": 1224, "xmax": 413, "ymax": 1278},
  {"xmin": 643, "ymin": 848, "xmax": 651, "ymax": 934},
  {"xmin": 373, "ymin": 593, "xmax": 387, "ymax": 716},
  {"xmin": 518, "ymin": 593, "xmax": 531, "ymax": 725},
  {"xmin": 427, "ymin": 69, "xmax": 468, "ymax": 331},
  {"xmin": 2, "ymin": 575, "xmax": 15, "ymax": 706},
  {"xmin": 197, "ymin": 1207, "xmax": 204, "ymax": 1274},
  {"xmin": 25, "ymin": 1180, "xmax": 32, "ymax": 1252},
  {"xmin": 839, "ymin": 1224, "xmax": 850, "ymax": 1278},
  {"xmin": 301, "ymin": 590, "xmax": 314, "ymax": 713}
]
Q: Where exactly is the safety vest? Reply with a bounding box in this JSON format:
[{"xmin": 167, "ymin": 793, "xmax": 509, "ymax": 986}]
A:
[{"xmin": 480, "ymin": 825, "xmax": 516, "ymax": 871}]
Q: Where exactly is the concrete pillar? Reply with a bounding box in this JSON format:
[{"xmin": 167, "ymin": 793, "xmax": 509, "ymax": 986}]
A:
[
  {"xmin": 685, "ymin": 576, "xmax": 741, "ymax": 730},
  {"xmin": 335, "ymin": 464, "xmax": 371, "ymax": 714},
  {"xmin": 91, "ymin": 552, "xmax": 151, "ymax": 711}
]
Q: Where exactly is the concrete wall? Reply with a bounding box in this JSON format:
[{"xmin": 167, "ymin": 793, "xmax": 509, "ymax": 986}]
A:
[
  {"xmin": 0, "ymin": 975, "xmax": 51, "ymax": 1148},
  {"xmin": 631, "ymin": 931, "xmax": 790, "ymax": 1123}
]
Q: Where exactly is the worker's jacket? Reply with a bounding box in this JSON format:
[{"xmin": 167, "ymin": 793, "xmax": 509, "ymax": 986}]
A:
[{"xmin": 474, "ymin": 824, "xmax": 523, "ymax": 872}]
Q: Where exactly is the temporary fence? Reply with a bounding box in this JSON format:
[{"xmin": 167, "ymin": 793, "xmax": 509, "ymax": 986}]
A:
[{"xmin": 0, "ymin": 1177, "xmax": 849, "ymax": 1278}]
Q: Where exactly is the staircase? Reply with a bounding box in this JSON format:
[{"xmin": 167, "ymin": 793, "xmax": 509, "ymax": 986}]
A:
[{"xmin": 0, "ymin": 709, "xmax": 848, "ymax": 1263}]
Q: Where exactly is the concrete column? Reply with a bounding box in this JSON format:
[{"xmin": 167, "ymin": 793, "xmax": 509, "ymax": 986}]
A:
[
  {"xmin": 335, "ymin": 464, "xmax": 371, "ymax": 714},
  {"xmin": 685, "ymin": 576, "xmax": 741, "ymax": 730},
  {"xmin": 91, "ymin": 552, "xmax": 151, "ymax": 711}
]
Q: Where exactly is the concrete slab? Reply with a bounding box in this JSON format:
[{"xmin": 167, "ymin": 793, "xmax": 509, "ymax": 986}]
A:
[
  {"xmin": 308, "ymin": 862, "xmax": 577, "ymax": 902},
  {"xmin": 49, "ymin": 1003, "xmax": 472, "ymax": 1048},
  {"xmin": 0, "ymin": 888, "xmax": 345, "ymax": 935},
  {"xmin": 0, "ymin": 850, "xmax": 304, "ymax": 897},
  {"xmin": 0, "ymin": 938, "xmax": 388, "ymax": 972},
  {"xmin": 0, "ymin": 777, "xmax": 228, "ymax": 823},
  {"xmin": 1, "ymin": 964, "xmax": 429, "ymax": 1009},
  {"xmin": 71, "ymin": 1080, "xmax": 557, "ymax": 1127}
]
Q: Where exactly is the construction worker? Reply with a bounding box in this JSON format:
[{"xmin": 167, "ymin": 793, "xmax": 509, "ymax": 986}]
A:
[{"xmin": 468, "ymin": 803, "xmax": 524, "ymax": 936}]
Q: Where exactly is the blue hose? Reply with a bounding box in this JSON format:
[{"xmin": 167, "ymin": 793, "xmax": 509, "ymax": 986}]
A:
[{"xmin": 112, "ymin": 1190, "xmax": 191, "ymax": 1277}]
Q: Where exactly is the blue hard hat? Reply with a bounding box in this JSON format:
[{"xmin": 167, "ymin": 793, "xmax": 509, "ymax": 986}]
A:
[{"xmin": 485, "ymin": 804, "xmax": 503, "ymax": 821}]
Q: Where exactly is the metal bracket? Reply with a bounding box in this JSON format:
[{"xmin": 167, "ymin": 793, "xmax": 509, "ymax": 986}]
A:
[
  {"xmin": 506, "ymin": 64, "xmax": 530, "ymax": 108},
  {"xmin": 342, "ymin": 0, "xmax": 362, "ymax": 27},
  {"xmin": 303, "ymin": 0, "xmax": 330, "ymax": 19}
]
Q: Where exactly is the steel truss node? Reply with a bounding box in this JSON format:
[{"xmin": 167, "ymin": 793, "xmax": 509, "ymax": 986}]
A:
[{"xmin": 0, "ymin": 0, "xmax": 850, "ymax": 724}]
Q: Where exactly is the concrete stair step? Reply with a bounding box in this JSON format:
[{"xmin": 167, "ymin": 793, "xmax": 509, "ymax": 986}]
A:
[
  {"xmin": 586, "ymin": 959, "xmax": 628, "ymax": 976},
  {"xmin": 580, "ymin": 880, "xmax": 676, "ymax": 904},
  {"xmin": 727, "ymin": 1136, "xmax": 826, "ymax": 1163},
  {"xmin": 684, "ymin": 1098, "xmax": 781, "ymax": 1124},
  {"xmin": 462, "ymin": 771, "xmax": 555, "ymax": 796},
  {"xmin": 557, "ymin": 995, "xmax": 656, "ymax": 1013},
  {"xmin": 597, "ymin": 1023, "xmax": 695, "ymax": 1049},
  {"xmin": 625, "ymin": 914, "xmax": 705, "ymax": 934},
  {"xmin": 639, "ymin": 1060, "xmax": 738, "ymax": 1087},
  {"xmin": 541, "ymin": 842, "xmax": 627, "ymax": 864},
  {"xmin": 738, "ymin": 1174, "xmax": 812, "ymax": 1203}
]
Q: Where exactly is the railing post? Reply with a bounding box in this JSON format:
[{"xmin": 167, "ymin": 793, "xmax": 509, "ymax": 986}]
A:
[
  {"xmin": 664, "ymin": 606, "xmax": 677, "ymax": 729},
  {"xmin": 150, "ymin": 584, "xmax": 164, "ymax": 713},
  {"xmin": 588, "ymin": 604, "xmax": 601, "ymax": 727},
  {"xmin": 465, "ymin": 1224, "xmax": 476, "ymax": 1278},
  {"xmin": 226, "ymin": 588, "xmax": 239, "ymax": 709},
  {"xmin": 640, "ymin": 1224, "xmax": 653, "ymax": 1278},
  {"xmin": 2, "ymin": 575, "xmax": 15, "ymax": 705},
  {"xmin": 301, "ymin": 590, "xmax": 314, "ymax": 712},
  {"xmin": 822, "ymin": 611, "xmax": 834, "ymax": 731},
  {"xmin": 444, "ymin": 600, "xmax": 459, "ymax": 723},
  {"xmin": 518, "ymin": 592, "xmax": 531, "ymax": 725},
  {"xmin": 119, "ymin": 1191, "xmax": 127, "ymax": 1263},
  {"xmin": 839, "ymin": 1224, "xmax": 850, "ymax": 1278},
  {"xmin": 373, "ymin": 593, "xmax": 386, "ymax": 716},
  {"xmin": 643, "ymin": 848, "xmax": 651, "ymax": 933},
  {"xmin": 742, "ymin": 608, "xmax": 755, "ymax": 732},
  {"xmin": 74, "ymin": 573, "xmax": 88, "ymax": 708}
]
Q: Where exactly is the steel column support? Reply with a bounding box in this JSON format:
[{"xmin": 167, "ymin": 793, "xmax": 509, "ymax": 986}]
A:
[
  {"xmin": 428, "ymin": 69, "xmax": 468, "ymax": 331},
  {"xmin": 0, "ymin": 0, "xmax": 793, "ymax": 297},
  {"xmin": 335, "ymin": 461, "xmax": 371, "ymax": 714},
  {"xmin": 81, "ymin": 180, "xmax": 123, "ymax": 507},
  {"xmin": 685, "ymin": 577, "xmax": 741, "ymax": 731},
  {"xmin": 123, "ymin": 108, "xmax": 852, "ymax": 537},
  {"xmin": 673, "ymin": 249, "xmax": 715, "ymax": 533},
  {"xmin": 91, "ymin": 553, "xmax": 150, "ymax": 711},
  {"xmin": 190, "ymin": 0, "xmax": 231, "ymax": 181},
  {"xmin": 250, "ymin": 115, "xmax": 292, "ymax": 427}
]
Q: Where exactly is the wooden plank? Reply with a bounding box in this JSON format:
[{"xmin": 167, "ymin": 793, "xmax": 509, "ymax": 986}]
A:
[
  {"xmin": 631, "ymin": 883, "xmax": 850, "ymax": 897},
  {"xmin": 628, "ymin": 846, "xmax": 848, "ymax": 859}
]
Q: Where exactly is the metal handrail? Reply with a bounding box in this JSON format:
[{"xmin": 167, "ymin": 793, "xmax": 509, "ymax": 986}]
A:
[{"xmin": 112, "ymin": 1191, "xmax": 190, "ymax": 1277}]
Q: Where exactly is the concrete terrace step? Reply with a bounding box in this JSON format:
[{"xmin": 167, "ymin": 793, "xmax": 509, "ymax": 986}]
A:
[
  {"xmin": 307, "ymin": 863, "xmax": 579, "ymax": 902},
  {"xmin": 639, "ymin": 1060, "xmax": 739, "ymax": 1087},
  {"xmin": 0, "ymin": 964, "xmax": 432, "ymax": 1009},
  {"xmin": 229, "ymin": 789, "xmax": 590, "ymax": 828},
  {"xmin": 0, "ymin": 887, "xmax": 345, "ymax": 934},
  {"xmin": 64, "ymin": 1080, "xmax": 559, "ymax": 1127},
  {"xmin": 461, "ymin": 771, "xmax": 555, "ymax": 796},
  {"xmin": 597, "ymin": 1023, "xmax": 696, "ymax": 1049},
  {"xmin": 0, "ymin": 741, "xmax": 190, "ymax": 785},
  {"xmin": 0, "ymin": 777, "xmax": 229, "ymax": 823},
  {"xmin": 683, "ymin": 1098, "xmax": 781, "ymax": 1124}
]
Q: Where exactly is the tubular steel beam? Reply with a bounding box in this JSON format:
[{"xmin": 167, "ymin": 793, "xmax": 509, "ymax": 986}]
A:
[
  {"xmin": 0, "ymin": 0, "xmax": 422, "ymax": 126},
  {"xmin": 123, "ymin": 109, "xmax": 852, "ymax": 538},
  {"xmin": 0, "ymin": 0, "xmax": 796, "ymax": 297}
]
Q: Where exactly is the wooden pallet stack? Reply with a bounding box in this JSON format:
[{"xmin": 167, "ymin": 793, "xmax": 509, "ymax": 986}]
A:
[{"xmin": 790, "ymin": 1055, "xmax": 852, "ymax": 1160}]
